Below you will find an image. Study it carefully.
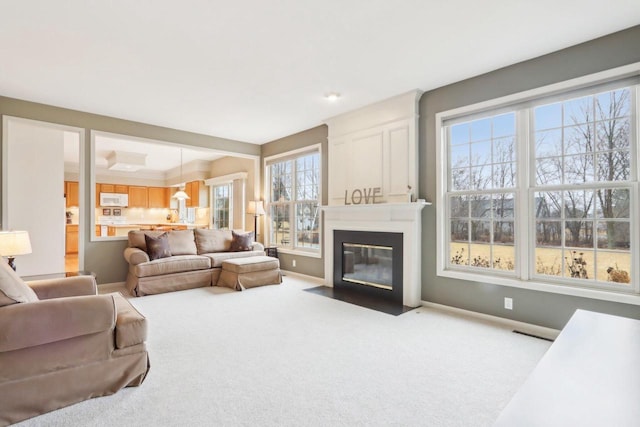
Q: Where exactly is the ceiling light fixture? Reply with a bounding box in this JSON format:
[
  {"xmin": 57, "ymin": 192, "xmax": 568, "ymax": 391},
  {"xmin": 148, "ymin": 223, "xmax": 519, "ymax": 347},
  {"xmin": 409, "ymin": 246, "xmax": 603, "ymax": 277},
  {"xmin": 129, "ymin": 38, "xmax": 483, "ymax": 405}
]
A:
[
  {"xmin": 172, "ymin": 149, "xmax": 190, "ymax": 200},
  {"xmin": 325, "ymin": 92, "xmax": 341, "ymax": 102}
]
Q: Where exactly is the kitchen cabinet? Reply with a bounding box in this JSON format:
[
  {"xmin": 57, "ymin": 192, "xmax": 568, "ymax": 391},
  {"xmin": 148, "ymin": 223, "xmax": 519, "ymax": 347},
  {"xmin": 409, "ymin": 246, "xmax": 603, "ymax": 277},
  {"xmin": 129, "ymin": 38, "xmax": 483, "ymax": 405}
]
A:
[
  {"xmin": 99, "ymin": 183, "xmax": 129, "ymax": 194},
  {"xmin": 186, "ymin": 181, "xmax": 204, "ymax": 207},
  {"xmin": 148, "ymin": 187, "xmax": 170, "ymax": 208},
  {"xmin": 65, "ymin": 224, "xmax": 78, "ymax": 254},
  {"xmin": 96, "ymin": 184, "xmax": 101, "ymax": 207},
  {"xmin": 100, "ymin": 183, "xmax": 114, "ymax": 193},
  {"xmin": 128, "ymin": 186, "xmax": 148, "ymax": 208},
  {"xmin": 65, "ymin": 181, "xmax": 79, "ymax": 207}
]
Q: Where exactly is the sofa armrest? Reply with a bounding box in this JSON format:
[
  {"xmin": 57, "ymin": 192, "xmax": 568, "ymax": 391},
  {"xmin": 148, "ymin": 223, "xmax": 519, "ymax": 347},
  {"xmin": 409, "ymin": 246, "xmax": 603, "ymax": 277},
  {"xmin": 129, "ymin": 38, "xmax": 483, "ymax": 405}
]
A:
[
  {"xmin": 0, "ymin": 295, "xmax": 115, "ymax": 353},
  {"xmin": 252, "ymin": 242, "xmax": 265, "ymax": 252},
  {"xmin": 124, "ymin": 247, "xmax": 150, "ymax": 265},
  {"xmin": 27, "ymin": 275, "xmax": 97, "ymax": 300}
]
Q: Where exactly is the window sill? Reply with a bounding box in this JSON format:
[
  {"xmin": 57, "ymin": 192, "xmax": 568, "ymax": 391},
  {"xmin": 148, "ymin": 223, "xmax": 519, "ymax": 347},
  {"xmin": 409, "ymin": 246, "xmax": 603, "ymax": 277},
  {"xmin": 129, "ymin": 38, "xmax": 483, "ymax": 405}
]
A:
[
  {"xmin": 275, "ymin": 247, "xmax": 322, "ymax": 259},
  {"xmin": 438, "ymin": 269, "xmax": 640, "ymax": 306}
]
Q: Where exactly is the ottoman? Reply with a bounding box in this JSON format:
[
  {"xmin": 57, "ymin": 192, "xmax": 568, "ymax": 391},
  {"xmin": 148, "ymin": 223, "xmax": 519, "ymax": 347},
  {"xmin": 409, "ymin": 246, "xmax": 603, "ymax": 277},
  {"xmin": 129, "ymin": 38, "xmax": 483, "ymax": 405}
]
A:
[{"xmin": 217, "ymin": 256, "xmax": 282, "ymax": 290}]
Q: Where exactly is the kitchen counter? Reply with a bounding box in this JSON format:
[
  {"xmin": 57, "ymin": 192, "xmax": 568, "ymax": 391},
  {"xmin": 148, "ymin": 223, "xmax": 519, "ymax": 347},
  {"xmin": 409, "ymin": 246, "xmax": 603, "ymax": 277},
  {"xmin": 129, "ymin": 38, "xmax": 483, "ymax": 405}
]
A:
[{"xmin": 97, "ymin": 223, "xmax": 209, "ymax": 237}]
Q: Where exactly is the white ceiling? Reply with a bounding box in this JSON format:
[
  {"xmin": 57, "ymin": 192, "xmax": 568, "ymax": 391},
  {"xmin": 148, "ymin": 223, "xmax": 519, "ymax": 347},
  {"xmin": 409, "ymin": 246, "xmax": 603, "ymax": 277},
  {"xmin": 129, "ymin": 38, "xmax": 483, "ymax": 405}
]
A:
[{"xmin": 2, "ymin": 1, "xmax": 639, "ymax": 144}]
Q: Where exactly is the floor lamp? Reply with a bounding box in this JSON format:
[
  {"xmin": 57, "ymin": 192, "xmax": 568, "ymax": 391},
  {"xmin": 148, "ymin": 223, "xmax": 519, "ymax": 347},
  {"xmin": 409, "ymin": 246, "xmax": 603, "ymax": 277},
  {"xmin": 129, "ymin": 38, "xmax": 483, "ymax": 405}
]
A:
[{"xmin": 247, "ymin": 201, "xmax": 265, "ymax": 240}]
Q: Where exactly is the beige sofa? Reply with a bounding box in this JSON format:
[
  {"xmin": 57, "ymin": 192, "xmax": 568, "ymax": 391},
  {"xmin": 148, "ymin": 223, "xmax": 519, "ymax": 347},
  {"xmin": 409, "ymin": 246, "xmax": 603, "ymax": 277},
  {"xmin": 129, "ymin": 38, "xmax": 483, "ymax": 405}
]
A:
[
  {"xmin": 0, "ymin": 261, "xmax": 149, "ymax": 425},
  {"xmin": 124, "ymin": 229, "xmax": 265, "ymax": 296}
]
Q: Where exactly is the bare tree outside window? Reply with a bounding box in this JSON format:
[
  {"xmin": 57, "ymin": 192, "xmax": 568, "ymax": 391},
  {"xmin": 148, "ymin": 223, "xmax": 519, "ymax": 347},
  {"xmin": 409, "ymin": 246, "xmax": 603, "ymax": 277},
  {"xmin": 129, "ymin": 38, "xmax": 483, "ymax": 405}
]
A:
[
  {"xmin": 448, "ymin": 113, "xmax": 516, "ymax": 272},
  {"xmin": 267, "ymin": 152, "xmax": 320, "ymax": 251},
  {"xmin": 446, "ymin": 85, "xmax": 635, "ymax": 288},
  {"xmin": 533, "ymin": 88, "xmax": 631, "ymax": 283}
]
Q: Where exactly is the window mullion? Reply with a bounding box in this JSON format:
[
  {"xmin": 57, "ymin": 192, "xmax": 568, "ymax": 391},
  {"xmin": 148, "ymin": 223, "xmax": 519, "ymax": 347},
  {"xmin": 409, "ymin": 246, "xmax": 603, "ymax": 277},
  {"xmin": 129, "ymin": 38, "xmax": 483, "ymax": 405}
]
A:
[{"xmin": 517, "ymin": 108, "xmax": 531, "ymax": 280}]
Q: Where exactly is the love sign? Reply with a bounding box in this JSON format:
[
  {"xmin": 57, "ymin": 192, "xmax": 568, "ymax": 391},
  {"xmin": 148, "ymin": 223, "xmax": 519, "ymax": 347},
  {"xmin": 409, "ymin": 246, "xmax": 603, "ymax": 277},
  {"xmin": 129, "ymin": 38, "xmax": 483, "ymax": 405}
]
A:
[{"xmin": 344, "ymin": 187, "xmax": 383, "ymax": 205}]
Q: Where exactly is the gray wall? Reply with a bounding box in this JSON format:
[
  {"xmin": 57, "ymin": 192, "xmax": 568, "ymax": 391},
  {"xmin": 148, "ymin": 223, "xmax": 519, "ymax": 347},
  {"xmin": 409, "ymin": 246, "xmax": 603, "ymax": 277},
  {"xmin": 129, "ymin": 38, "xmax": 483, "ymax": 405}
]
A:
[
  {"xmin": 0, "ymin": 96, "xmax": 260, "ymax": 284},
  {"xmin": 420, "ymin": 25, "xmax": 640, "ymax": 330},
  {"xmin": 261, "ymin": 125, "xmax": 328, "ymax": 278}
]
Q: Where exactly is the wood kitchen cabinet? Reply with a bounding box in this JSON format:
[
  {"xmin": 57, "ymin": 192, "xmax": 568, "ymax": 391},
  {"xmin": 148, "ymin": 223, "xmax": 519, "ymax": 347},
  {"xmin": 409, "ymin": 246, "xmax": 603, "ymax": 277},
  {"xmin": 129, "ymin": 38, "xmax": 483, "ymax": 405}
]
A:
[
  {"xmin": 185, "ymin": 181, "xmax": 200, "ymax": 207},
  {"xmin": 128, "ymin": 186, "xmax": 148, "ymax": 208},
  {"xmin": 65, "ymin": 181, "xmax": 79, "ymax": 207},
  {"xmin": 100, "ymin": 183, "xmax": 114, "ymax": 193},
  {"xmin": 148, "ymin": 187, "xmax": 170, "ymax": 208},
  {"xmin": 65, "ymin": 224, "xmax": 78, "ymax": 254},
  {"xmin": 99, "ymin": 183, "xmax": 129, "ymax": 194}
]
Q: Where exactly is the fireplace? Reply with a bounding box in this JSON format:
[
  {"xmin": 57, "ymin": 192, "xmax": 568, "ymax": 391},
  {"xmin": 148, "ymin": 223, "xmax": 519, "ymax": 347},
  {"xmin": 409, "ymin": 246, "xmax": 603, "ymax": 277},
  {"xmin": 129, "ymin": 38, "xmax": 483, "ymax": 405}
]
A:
[
  {"xmin": 334, "ymin": 230, "xmax": 403, "ymax": 305},
  {"xmin": 322, "ymin": 202, "xmax": 428, "ymax": 308}
]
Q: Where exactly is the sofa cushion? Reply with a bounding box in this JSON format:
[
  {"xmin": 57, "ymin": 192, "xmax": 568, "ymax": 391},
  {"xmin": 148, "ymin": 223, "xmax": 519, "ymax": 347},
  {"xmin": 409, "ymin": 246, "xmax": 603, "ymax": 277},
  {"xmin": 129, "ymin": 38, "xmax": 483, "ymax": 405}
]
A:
[
  {"xmin": 129, "ymin": 230, "xmax": 164, "ymax": 251},
  {"xmin": 134, "ymin": 255, "xmax": 211, "ymax": 278},
  {"xmin": 229, "ymin": 230, "xmax": 254, "ymax": 252},
  {"xmin": 0, "ymin": 260, "xmax": 38, "ymax": 307},
  {"xmin": 194, "ymin": 229, "xmax": 232, "ymax": 254},
  {"xmin": 202, "ymin": 250, "xmax": 266, "ymax": 268},
  {"xmin": 168, "ymin": 230, "xmax": 197, "ymax": 255},
  {"xmin": 144, "ymin": 233, "xmax": 172, "ymax": 261},
  {"xmin": 111, "ymin": 292, "xmax": 147, "ymax": 349}
]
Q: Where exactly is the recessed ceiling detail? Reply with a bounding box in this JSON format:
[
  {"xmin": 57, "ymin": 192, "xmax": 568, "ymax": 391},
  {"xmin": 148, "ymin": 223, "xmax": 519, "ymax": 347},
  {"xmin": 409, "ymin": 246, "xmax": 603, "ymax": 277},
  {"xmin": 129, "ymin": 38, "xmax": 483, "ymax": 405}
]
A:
[{"xmin": 107, "ymin": 151, "xmax": 147, "ymax": 172}]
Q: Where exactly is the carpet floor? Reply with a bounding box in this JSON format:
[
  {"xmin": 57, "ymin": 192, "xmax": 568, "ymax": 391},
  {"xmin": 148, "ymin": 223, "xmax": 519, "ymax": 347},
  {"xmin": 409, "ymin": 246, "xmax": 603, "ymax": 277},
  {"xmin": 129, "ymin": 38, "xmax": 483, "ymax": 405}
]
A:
[{"xmin": 17, "ymin": 276, "xmax": 550, "ymax": 426}]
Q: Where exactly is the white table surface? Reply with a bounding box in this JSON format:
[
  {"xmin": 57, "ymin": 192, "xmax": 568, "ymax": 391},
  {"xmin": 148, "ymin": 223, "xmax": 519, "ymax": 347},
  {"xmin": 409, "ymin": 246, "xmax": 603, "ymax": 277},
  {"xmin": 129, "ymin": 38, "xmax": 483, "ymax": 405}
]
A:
[{"xmin": 494, "ymin": 309, "xmax": 640, "ymax": 427}]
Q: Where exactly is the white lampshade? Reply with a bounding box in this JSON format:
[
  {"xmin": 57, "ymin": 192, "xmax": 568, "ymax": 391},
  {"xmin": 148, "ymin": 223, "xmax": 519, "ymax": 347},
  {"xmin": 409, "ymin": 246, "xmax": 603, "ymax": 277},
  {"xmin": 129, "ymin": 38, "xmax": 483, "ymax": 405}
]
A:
[
  {"xmin": 172, "ymin": 189, "xmax": 190, "ymax": 200},
  {"xmin": 0, "ymin": 230, "xmax": 32, "ymax": 256},
  {"xmin": 247, "ymin": 200, "xmax": 265, "ymax": 216}
]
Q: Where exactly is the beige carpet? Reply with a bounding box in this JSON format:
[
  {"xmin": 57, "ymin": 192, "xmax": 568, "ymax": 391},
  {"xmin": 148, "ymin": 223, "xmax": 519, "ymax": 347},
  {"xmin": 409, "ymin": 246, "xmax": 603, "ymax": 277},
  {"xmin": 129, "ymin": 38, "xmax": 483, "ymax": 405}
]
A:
[{"xmin": 17, "ymin": 276, "xmax": 550, "ymax": 426}]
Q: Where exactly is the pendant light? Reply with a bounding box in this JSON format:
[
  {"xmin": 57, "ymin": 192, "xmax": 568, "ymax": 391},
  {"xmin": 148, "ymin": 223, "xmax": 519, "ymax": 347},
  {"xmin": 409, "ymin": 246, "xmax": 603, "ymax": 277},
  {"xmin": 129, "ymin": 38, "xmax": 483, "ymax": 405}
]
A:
[{"xmin": 172, "ymin": 148, "xmax": 190, "ymax": 200}]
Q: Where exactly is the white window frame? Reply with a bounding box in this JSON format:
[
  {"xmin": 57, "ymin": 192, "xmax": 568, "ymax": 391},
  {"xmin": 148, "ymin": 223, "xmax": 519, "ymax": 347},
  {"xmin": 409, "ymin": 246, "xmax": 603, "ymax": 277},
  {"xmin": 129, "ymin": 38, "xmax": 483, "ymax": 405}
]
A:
[
  {"xmin": 436, "ymin": 62, "xmax": 640, "ymax": 306},
  {"xmin": 264, "ymin": 144, "xmax": 322, "ymax": 258},
  {"xmin": 211, "ymin": 182, "xmax": 233, "ymax": 230}
]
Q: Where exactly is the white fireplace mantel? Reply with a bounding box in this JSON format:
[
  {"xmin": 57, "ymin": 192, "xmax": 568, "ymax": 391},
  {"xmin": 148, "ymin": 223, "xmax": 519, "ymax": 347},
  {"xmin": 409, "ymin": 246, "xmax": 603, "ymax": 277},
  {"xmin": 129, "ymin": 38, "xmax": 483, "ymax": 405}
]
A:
[{"xmin": 321, "ymin": 201, "xmax": 430, "ymax": 307}]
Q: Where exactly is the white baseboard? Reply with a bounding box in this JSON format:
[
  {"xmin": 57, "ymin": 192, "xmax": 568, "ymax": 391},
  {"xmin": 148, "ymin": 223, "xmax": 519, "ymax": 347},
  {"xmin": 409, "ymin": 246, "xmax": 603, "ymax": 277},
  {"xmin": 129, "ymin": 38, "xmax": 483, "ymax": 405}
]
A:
[
  {"xmin": 421, "ymin": 301, "xmax": 560, "ymax": 341},
  {"xmin": 280, "ymin": 269, "xmax": 325, "ymax": 285}
]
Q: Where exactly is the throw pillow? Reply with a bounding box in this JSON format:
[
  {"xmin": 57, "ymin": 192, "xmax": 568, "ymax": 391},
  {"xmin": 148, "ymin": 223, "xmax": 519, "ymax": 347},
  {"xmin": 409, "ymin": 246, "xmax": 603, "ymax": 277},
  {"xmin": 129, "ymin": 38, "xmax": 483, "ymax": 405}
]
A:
[
  {"xmin": 144, "ymin": 232, "xmax": 172, "ymax": 261},
  {"xmin": 167, "ymin": 229, "xmax": 197, "ymax": 255},
  {"xmin": 229, "ymin": 231, "xmax": 254, "ymax": 252},
  {"xmin": 0, "ymin": 260, "xmax": 39, "ymax": 307}
]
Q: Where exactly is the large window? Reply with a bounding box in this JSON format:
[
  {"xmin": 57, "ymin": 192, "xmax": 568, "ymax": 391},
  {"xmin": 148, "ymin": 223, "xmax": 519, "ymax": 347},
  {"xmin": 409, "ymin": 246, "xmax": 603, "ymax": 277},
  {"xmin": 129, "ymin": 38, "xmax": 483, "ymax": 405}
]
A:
[
  {"xmin": 212, "ymin": 183, "xmax": 232, "ymax": 229},
  {"xmin": 440, "ymin": 77, "xmax": 639, "ymax": 298},
  {"xmin": 265, "ymin": 148, "xmax": 321, "ymax": 254}
]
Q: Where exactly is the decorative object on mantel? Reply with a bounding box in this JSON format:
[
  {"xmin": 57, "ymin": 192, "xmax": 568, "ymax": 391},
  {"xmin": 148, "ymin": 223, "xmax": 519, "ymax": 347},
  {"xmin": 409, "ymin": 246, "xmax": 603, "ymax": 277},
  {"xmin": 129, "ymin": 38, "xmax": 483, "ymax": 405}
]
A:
[
  {"xmin": 344, "ymin": 187, "xmax": 383, "ymax": 205},
  {"xmin": 0, "ymin": 230, "xmax": 32, "ymax": 271}
]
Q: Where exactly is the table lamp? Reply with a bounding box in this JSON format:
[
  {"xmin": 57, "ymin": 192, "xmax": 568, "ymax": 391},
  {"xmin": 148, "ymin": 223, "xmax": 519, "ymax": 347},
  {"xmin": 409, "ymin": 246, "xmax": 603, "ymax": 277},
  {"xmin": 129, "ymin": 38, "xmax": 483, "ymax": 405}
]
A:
[
  {"xmin": 247, "ymin": 200, "xmax": 265, "ymax": 240},
  {"xmin": 0, "ymin": 230, "xmax": 32, "ymax": 271}
]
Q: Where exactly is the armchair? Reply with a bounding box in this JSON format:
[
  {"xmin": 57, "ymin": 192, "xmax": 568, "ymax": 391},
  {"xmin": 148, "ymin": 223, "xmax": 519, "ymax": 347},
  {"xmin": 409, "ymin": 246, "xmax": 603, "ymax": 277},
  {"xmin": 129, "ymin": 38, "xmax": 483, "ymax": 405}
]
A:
[{"xmin": 0, "ymin": 262, "xmax": 150, "ymax": 425}]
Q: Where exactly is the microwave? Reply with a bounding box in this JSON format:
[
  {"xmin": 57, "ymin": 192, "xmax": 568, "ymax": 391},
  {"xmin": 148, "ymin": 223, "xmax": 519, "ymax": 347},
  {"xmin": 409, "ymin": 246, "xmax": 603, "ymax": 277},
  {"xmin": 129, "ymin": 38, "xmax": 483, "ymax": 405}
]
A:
[{"xmin": 100, "ymin": 192, "xmax": 129, "ymax": 207}]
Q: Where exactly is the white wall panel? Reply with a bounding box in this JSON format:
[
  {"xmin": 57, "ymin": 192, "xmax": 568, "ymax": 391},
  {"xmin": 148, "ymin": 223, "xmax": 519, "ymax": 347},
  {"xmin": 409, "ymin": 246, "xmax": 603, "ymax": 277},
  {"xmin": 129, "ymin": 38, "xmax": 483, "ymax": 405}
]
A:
[
  {"xmin": 388, "ymin": 126, "xmax": 409, "ymax": 195},
  {"xmin": 351, "ymin": 132, "xmax": 383, "ymax": 189},
  {"xmin": 325, "ymin": 90, "xmax": 421, "ymax": 205},
  {"xmin": 329, "ymin": 140, "xmax": 348, "ymax": 201},
  {"xmin": 3, "ymin": 118, "xmax": 66, "ymax": 275}
]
